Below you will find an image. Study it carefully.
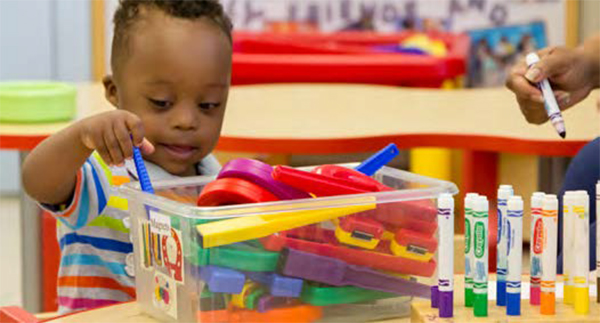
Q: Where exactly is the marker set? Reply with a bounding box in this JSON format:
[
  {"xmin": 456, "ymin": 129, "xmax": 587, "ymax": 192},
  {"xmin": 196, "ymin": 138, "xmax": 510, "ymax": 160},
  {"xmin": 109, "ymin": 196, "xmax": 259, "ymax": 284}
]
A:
[{"xmin": 458, "ymin": 184, "xmax": 598, "ymax": 319}]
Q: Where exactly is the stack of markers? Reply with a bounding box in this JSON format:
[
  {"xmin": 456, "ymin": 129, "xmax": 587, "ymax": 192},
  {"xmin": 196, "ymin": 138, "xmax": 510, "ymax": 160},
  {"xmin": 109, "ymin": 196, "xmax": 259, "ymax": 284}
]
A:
[
  {"xmin": 463, "ymin": 182, "xmax": 599, "ymax": 318},
  {"xmin": 464, "ymin": 190, "xmax": 524, "ymax": 317}
]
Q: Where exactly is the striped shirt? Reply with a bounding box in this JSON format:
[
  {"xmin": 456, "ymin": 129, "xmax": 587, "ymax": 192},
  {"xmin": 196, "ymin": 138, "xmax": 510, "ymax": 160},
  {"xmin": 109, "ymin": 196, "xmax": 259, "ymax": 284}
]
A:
[{"xmin": 41, "ymin": 152, "xmax": 221, "ymax": 313}]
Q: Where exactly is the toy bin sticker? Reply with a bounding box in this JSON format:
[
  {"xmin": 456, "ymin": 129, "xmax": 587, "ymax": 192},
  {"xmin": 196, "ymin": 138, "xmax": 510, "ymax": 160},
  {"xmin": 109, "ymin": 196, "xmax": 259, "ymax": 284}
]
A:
[
  {"xmin": 153, "ymin": 271, "xmax": 178, "ymax": 320},
  {"xmin": 138, "ymin": 215, "xmax": 185, "ymax": 284},
  {"xmin": 162, "ymin": 228, "xmax": 184, "ymax": 282}
]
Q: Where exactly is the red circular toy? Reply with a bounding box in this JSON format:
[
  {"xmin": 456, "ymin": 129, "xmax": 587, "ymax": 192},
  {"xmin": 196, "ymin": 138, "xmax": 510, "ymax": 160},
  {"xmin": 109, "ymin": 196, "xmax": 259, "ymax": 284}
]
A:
[{"xmin": 197, "ymin": 178, "xmax": 279, "ymax": 206}]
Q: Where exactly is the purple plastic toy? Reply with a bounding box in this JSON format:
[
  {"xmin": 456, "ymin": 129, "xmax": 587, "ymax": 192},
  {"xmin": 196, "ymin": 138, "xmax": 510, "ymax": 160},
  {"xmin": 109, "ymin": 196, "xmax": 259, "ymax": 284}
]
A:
[
  {"xmin": 217, "ymin": 158, "xmax": 310, "ymax": 200},
  {"xmin": 256, "ymin": 295, "xmax": 298, "ymax": 313},
  {"xmin": 278, "ymin": 248, "xmax": 431, "ymax": 299}
]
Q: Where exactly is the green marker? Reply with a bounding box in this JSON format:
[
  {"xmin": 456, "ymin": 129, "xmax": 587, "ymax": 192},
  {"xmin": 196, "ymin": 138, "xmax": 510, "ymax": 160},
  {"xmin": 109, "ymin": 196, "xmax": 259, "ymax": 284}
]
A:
[
  {"xmin": 472, "ymin": 195, "xmax": 489, "ymax": 317},
  {"xmin": 464, "ymin": 193, "xmax": 478, "ymax": 307}
]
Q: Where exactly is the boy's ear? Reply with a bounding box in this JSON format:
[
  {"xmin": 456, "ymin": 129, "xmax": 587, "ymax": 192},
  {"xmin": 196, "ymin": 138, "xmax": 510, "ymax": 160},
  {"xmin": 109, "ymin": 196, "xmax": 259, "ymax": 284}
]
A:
[{"xmin": 102, "ymin": 75, "xmax": 120, "ymax": 108}]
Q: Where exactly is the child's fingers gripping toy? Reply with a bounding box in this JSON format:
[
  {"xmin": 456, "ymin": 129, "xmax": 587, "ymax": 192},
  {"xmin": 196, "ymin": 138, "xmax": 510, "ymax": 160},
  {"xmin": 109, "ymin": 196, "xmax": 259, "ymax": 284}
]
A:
[{"xmin": 125, "ymin": 143, "xmax": 458, "ymax": 323}]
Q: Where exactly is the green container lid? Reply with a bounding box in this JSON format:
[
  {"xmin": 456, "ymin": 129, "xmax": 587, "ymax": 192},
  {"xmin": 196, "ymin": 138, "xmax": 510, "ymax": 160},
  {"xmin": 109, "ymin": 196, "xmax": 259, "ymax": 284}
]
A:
[{"xmin": 0, "ymin": 81, "xmax": 76, "ymax": 123}]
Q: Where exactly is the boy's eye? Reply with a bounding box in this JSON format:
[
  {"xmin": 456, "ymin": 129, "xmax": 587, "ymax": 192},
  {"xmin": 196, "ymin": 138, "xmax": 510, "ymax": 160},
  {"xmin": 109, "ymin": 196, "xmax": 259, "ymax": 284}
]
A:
[
  {"xmin": 148, "ymin": 98, "xmax": 172, "ymax": 109},
  {"xmin": 199, "ymin": 102, "xmax": 221, "ymax": 110}
]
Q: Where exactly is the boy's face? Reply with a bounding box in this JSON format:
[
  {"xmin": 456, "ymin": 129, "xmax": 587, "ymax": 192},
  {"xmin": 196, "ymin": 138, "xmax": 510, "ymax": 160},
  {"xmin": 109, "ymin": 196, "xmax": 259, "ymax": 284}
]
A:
[{"xmin": 104, "ymin": 8, "xmax": 231, "ymax": 176}]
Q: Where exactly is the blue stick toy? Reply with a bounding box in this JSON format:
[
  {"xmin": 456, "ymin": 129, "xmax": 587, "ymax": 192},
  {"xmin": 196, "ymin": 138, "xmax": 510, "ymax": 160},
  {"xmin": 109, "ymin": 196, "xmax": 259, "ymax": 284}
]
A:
[
  {"xmin": 355, "ymin": 143, "xmax": 399, "ymax": 176},
  {"xmin": 133, "ymin": 146, "xmax": 154, "ymax": 194}
]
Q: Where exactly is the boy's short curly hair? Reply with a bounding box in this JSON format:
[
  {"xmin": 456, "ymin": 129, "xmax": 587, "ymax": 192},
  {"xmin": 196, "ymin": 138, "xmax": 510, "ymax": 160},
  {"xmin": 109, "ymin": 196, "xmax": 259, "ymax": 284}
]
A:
[{"xmin": 111, "ymin": 0, "xmax": 233, "ymax": 72}]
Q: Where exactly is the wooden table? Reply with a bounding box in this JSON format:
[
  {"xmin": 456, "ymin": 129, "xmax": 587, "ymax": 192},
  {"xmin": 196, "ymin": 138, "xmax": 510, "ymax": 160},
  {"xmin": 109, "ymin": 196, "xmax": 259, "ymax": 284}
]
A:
[{"xmin": 2, "ymin": 83, "xmax": 598, "ymax": 312}]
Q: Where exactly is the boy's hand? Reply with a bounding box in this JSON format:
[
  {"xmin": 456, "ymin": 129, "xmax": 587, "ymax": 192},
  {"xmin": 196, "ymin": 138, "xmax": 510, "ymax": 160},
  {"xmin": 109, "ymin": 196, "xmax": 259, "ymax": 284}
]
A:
[
  {"xmin": 505, "ymin": 46, "xmax": 597, "ymax": 125},
  {"xmin": 78, "ymin": 110, "xmax": 155, "ymax": 166}
]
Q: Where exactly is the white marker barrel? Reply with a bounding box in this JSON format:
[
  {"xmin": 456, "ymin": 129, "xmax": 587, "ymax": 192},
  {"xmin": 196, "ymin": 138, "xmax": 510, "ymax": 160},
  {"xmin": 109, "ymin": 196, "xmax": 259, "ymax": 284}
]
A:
[
  {"xmin": 541, "ymin": 194, "xmax": 558, "ymax": 315},
  {"xmin": 497, "ymin": 185, "xmax": 514, "ymax": 306},
  {"xmin": 506, "ymin": 196, "xmax": 523, "ymax": 315},
  {"xmin": 437, "ymin": 193, "xmax": 454, "ymax": 318},
  {"xmin": 530, "ymin": 192, "xmax": 544, "ymax": 306},
  {"xmin": 562, "ymin": 191, "xmax": 577, "ymax": 304},
  {"xmin": 573, "ymin": 191, "xmax": 589, "ymax": 314},
  {"xmin": 464, "ymin": 192, "xmax": 479, "ymax": 308},
  {"xmin": 473, "ymin": 196, "xmax": 489, "ymax": 317}
]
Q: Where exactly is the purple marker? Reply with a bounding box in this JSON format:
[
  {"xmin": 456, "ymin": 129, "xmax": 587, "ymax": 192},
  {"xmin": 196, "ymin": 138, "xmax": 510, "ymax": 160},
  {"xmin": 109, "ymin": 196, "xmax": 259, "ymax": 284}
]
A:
[
  {"xmin": 431, "ymin": 286, "xmax": 439, "ymax": 308},
  {"xmin": 279, "ymin": 248, "xmax": 431, "ymax": 298},
  {"xmin": 437, "ymin": 193, "xmax": 454, "ymax": 318}
]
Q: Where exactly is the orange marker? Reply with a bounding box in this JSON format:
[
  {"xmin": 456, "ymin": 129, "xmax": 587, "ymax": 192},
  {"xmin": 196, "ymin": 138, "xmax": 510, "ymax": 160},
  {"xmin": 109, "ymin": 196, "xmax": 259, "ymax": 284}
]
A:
[{"xmin": 540, "ymin": 194, "xmax": 558, "ymax": 315}]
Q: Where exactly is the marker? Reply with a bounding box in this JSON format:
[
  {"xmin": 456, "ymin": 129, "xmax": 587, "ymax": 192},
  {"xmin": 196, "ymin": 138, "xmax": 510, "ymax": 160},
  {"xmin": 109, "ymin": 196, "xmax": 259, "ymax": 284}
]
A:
[
  {"xmin": 530, "ymin": 192, "xmax": 544, "ymax": 305},
  {"xmin": 573, "ymin": 191, "xmax": 589, "ymax": 314},
  {"xmin": 464, "ymin": 193, "xmax": 478, "ymax": 308},
  {"xmin": 473, "ymin": 196, "xmax": 489, "ymax": 317},
  {"xmin": 497, "ymin": 185, "xmax": 514, "ymax": 306},
  {"xmin": 562, "ymin": 191, "xmax": 578, "ymax": 305},
  {"xmin": 437, "ymin": 193, "xmax": 454, "ymax": 318},
  {"xmin": 525, "ymin": 53, "xmax": 567, "ymax": 138},
  {"xmin": 506, "ymin": 196, "xmax": 523, "ymax": 316},
  {"xmin": 541, "ymin": 194, "xmax": 558, "ymax": 315},
  {"xmin": 597, "ymin": 181, "xmax": 600, "ymax": 303}
]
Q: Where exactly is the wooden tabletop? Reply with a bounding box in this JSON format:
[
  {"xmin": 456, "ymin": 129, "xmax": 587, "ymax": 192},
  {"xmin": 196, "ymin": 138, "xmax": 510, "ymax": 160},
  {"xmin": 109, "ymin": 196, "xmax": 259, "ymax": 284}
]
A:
[{"xmin": 1, "ymin": 83, "xmax": 597, "ymax": 155}]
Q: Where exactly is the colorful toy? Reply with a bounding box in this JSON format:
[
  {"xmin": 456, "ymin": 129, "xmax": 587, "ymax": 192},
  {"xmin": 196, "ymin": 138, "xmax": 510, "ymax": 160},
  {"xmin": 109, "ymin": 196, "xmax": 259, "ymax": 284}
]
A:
[
  {"xmin": 189, "ymin": 241, "xmax": 280, "ymax": 272},
  {"xmin": 133, "ymin": 146, "xmax": 154, "ymax": 194},
  {"xmin": 196, "ymin": 305, "xmax": 323, "ymax": 323},
  {"xmin": 389, "ymin": 228, "xmax": 437, "ymax": 262},
  {"xmin": 272, "ymin": 165, "xmax": 378, "ymax": 196},
  {"xmin": 199, "ymin": 289, "xmax": 229, "ymax": 311},
  {"xmin": 300, "ymin": 283, "xmax": 396, "ymax": 306},
  {"xmin": 196, "ymin": 200, "xmax": 375, "ymax": 248},
  {"xmin": 197, "ymin": 178, "xmax": 279, "ymax": 206},
  {"xmin": 218, "ymin": 158, "xmax": 310, "ymax": 200},
  {"xmin": 199, "ymin": 265, "xmax": 246, "ymax": 294},
  {"xmin": 354, "ymin": 143, "xmax": 399, "ymax": 176},
  {"xmin": 232, "ymin": 281, "xmax": 261, "ymax": 308},
  {"xmin": 261, "ymin": 226, "xmax": 436, "ymax": 277},
  {"xmin": 245, "ymin": 272, "xmax": 304, "ymax": 297},
  {"xmin": 278, "ymin": 248, "xmax": 431, "ymax": 298},
  {"xmin": 334, "ymin": 216, "xmax": 384, "ymax": 249},
  {"xmin": 256, "ymin": 296, "xmax": 299, "ymax": 313}
]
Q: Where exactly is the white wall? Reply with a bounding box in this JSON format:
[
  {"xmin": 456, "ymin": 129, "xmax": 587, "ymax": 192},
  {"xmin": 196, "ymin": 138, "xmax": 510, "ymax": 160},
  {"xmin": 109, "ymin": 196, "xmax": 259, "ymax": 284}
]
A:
[{"xmin": 0, "ymin": 0, "xmax": 91, "ymax": 195}]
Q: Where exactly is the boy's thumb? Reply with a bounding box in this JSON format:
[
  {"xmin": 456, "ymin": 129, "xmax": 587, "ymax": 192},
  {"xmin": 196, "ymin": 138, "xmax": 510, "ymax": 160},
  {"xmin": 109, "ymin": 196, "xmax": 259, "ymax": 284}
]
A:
[{"xmin": 140, "ymin": 138, "xmax": 155, "ymax": 154}]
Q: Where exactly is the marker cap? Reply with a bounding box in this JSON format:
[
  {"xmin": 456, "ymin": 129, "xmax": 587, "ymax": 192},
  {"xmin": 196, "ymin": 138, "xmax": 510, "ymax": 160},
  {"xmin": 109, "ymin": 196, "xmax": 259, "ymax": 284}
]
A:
[
  {"xmin": 563, "ymin": 285, "xmax": 574, "ymax": 304},
  {"xmin": 540, "ymin": 291, "xmax": 555, "ymax": 315},
  {"xmin": 496, "ymin": 281, "xmax": 506, "ymax": 306},
  {"xmin": 430, "ymin": 286, "xmax": 439, "ymax": 308},
  {"xmin": 464, "ymin": 288, "xmax": 474, "ymax": 307},
  {"xmin": 438, "ymin": 290, "xmax": 453, "ymax": 318},
  {"xmin": 473, "ymin": 293, "xmax": 488, "ymax": 317},
  {"xmin": 573, "ymin": 287, "xmax": 589, "ymax": 314},
  {"xmin": 530, "ymin": 286, "xmax": 540, "ymax": 305},
  {"xmin": 526, "ymin": 52, "xmax": 540, "ymax": 66},
  {"xmin": 507, "ymin": 293, "xmax": 521, "ymax": 316}
]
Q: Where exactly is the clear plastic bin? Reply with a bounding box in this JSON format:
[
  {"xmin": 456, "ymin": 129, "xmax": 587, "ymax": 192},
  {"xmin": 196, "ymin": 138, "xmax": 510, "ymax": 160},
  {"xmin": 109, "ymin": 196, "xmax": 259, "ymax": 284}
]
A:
[{"xmin": 118, "ymin": 164, "xmax": 458, "ymax": 322}]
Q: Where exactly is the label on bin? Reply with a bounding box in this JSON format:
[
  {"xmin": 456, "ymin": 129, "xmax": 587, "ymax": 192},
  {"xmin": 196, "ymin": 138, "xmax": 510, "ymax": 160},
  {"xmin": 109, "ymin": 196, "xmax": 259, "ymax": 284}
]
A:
[{"xmin": 150, "ymin": 210, "xmax": 171, "ymax": 235}]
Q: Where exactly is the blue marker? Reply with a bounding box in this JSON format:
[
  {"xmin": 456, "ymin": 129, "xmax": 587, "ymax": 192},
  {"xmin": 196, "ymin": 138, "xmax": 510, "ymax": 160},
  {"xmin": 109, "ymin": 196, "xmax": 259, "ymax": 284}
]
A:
[
  {"xmin": 355, "ymin": 143, "xmax": 399, "ymax": 176},
  {"xmin": 506, "ymin": 196, "xmax": 523, "ymax": 316},
  {"xmin": 496, "ymin": 184, "xmax": 513, "ymax": 306}
]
